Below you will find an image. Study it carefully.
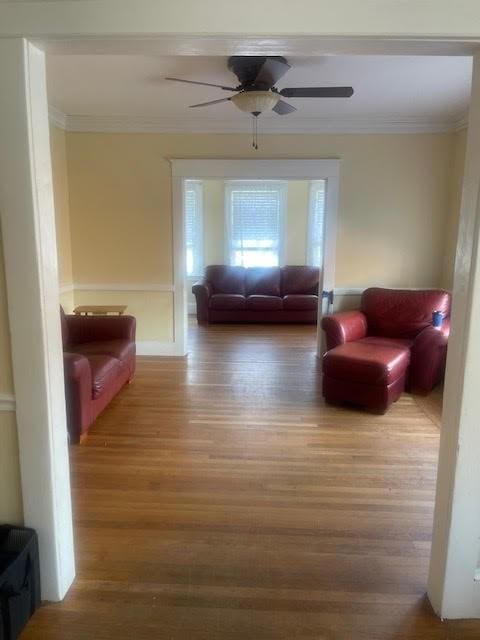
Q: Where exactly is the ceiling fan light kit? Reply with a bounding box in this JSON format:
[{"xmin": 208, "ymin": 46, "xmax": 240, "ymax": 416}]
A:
[
  {"xmin": 165, "ymin": 56, "xmax": 354, "ymax": 149},
  {"xmin": 231, "ymin": 90, "xmax": 280, "ymax": 115}
]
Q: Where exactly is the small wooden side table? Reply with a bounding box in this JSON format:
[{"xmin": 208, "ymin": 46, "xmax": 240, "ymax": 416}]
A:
[{"xmin": 73, "ymin": 305, "xmax": 127, "ymax": 316}]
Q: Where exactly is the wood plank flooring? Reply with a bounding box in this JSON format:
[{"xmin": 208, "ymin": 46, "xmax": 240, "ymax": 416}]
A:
[{"xmin": 22, "ymin": 323, "xmax": 480, "ymax": 639}]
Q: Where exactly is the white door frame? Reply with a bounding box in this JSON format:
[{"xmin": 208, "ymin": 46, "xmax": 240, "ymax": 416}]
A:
[
  {"xmin": 171, "ymin": 159, "xmax": 340, "ymax": 356},
  {"xmin": 0, "ymin": 19, "xmax": 479, "ymax": 617},
  {"xmin": 0, "ymin": 39, "xmax": 75, "ymax": 601}
]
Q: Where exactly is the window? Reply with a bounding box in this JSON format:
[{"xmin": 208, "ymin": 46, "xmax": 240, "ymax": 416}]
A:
[
  {"xmin": 225, "ymin": 181, "xmax": 286, "ymax": 267},
  {"xmin": 307, "ymin": 180, "xmax": 326, "ymax": 267},
  {"xmin": 184, "ymin": 180, "xmax": 203, "ymax": 277}
]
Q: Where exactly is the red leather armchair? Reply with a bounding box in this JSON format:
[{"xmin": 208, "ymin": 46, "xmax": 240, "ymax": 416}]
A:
[
  {"xmin": 321, "ymin": 288, "xmax": 451, "ymax": 411},
  {"xmin": 61, "ymin": 308, "xmax": 136, "ymax": 444}
]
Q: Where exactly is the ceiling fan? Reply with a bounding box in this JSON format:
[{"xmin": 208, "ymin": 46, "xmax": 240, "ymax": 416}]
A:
[{"xmin": 165, "ymin": 56, "xmax": 354, "ymax": 117}]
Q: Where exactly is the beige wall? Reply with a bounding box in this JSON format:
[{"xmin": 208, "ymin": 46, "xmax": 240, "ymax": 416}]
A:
[
  {"xmin": 443, "ymin": 129, "xmax": 468, "ymax": 289},
  {"xmin": 0, "ymin": 228, "xmax": 22, "ymax": 524},
  {"xmin": 0, "ymin": 412, "xmax": 23, "ymax": 524},
  {"xmin": 73, "ymin": 289, "xmax": 173, "ymax": 342},
  {"xmin": 51, "ymin": 126, "xmax": 73, "ymax": 287},
  {"xmin": 53, "ymin": 130, "xmax": 459, "ymax": 343},
  {"xmin": 67, "ymin": 133, "xmax": 172, "ymax": 284},
  {"xmin": 50, "ymin": 125, "xmax": 76, "ymax": 312}
]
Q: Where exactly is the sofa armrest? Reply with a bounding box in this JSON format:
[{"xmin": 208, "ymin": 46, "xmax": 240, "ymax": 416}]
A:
[
  {"xmin": 66, "ymin": 314, "xmax": 136, "ymax": 345},
  {"xmin": 409, "ymin": 322, "xmax": 450, "ymax": 393},
  {"xmin": 321, "ymin": 310, "xmax": 368, "ymax": 350},
  {"xmin": 63, "ymin": 352, "xmax": 92, "ymax": 444},
  {"xmin": 192, "ymin": 279, "xmax": 212, "ymax": 324}
]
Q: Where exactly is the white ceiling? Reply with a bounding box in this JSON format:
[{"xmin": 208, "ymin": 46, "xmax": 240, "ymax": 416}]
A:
[{"xmin": 46, "ymin": 54, "xmax": 472, "ymax": 133}]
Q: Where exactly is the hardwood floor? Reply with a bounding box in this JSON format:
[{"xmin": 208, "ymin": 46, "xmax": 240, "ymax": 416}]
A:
[{"xmin": 22, "ymin": 323, "xmax": 479, "ymax": 639}]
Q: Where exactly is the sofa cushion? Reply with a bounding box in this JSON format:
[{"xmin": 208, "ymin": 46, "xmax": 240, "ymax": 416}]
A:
[
  {"xmin": 283, "ymin": 294, "xmax": 318, "ymax": 311},
  {"xmin": 323, "ymin": 339, "xmax": 410, "ymax": 386},
  {"xmin": 361, "ymin": 288, "xmax": 451, "ymax": 340},
  {"xmin": 209, "ymin": 294, "xmax": 246, "ymax": 310},
  {"xmin": 246, "ymin": 295, "xmax": 283, "ymax": 311},
  {"xmin": 245, "ymin": 267, "xmax": 281, "ymax": 296},
  {"xmin": 205, "ymin": 265, "xmax": 246, "ymax": 295},
  {"xmin": 358, "ymin": 336, "xmax": 414, "ymax": 350},
  {"xmin": 87, "ymin": 355, "xmax": 124, "ymax": 400},
  {"xmin": 281, "ymin": 266, "xmax": 320, "ymax": 295},
  {"xmin": 74, "ymin": 339, "xmax": 135, "ymax": 364}
]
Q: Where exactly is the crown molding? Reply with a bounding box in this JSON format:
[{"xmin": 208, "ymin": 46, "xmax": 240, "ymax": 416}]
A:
[{"xmin": 48, "ymin": 106, "xmax": 468, "ymax": 135}]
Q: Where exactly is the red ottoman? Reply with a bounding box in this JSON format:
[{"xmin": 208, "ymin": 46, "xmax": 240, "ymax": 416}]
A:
[{"xmin": 322, "ymin": 339, "xmax": 411, "ymax": 413}]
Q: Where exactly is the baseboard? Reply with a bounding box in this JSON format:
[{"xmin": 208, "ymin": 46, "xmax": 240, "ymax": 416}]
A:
[
  {"xmin": 136, "ymin": 341, "xmax": 186, "ymax": 356},
  {"xmin": 188, "ymin": 302, "xmax": 196, "ymax": 315}
]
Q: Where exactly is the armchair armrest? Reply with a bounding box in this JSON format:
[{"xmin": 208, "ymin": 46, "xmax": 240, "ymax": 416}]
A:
[
  {"xmin": 409, "ymin": 322, "xmax": 450, "ymax": 393},
  {"xmin": 192, "ymin": 279, "xmax": 212, "ymax": 324},
  {"xmin": 66, "ymin": 314, "xmax": 136, "ymax": 345},
  {"xmin": 321, "ymin": 310, "xmax": 368, "ymax": 350},
  {"xmin": 63, "ymin": 352, "xmax": 93, "ymax": 444}
]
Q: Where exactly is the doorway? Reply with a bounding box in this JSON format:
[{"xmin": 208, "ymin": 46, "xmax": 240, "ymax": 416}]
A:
[
  {"xmin": 2, "ymin": 30, "xmax": 478, "ymax": 620},
  {"xmin": 172, "ymin": 159, "xmax": 340, "ymax": 355}
]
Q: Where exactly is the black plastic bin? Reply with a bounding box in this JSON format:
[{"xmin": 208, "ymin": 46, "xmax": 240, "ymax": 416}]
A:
[{"xmin": 0, "ymin": 526, "xmax": 40, "ymax": 640}]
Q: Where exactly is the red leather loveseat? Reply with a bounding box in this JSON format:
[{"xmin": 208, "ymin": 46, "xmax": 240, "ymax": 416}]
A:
[
  {"xmin": 61, "ymin": 308, "xmax": 136, "ymax": 444},
  {"xmin": 321, "ymin": 288, "xmax": 451, "ymax": 412},
  {"xmin": 192, "ymin": 265, "xmax": 319, "ymax": 324}
]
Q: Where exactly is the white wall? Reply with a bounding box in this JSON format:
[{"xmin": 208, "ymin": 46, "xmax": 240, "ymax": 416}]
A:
[{"xmin": 2, "ymin": 0, "xmax": 480, "ymax": 39}]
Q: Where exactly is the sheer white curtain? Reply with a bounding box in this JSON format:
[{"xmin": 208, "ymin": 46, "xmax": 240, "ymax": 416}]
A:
[
  {"xmin": 225, "ymin": 181, "xmax": 286, "ymax": 267},
  {"xmin": 184, "ymin": 180, "xmax": 203, "ymax": 277},
  {"xmin": 307, "ymin": 180, "xmax": 326, "ymax": 267}
]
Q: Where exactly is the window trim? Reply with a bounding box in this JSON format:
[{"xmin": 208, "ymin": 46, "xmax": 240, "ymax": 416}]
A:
[
  {"xmin": 224, "ymin": 179, "xmax": 287, "ymax": 268},
  {"xmin": 184, "ymin": 179, "xmax": 204, "ymax": 278},
  {"xmin": 307, "ymin": 179, "xmax": 327, "ymax": 268}
]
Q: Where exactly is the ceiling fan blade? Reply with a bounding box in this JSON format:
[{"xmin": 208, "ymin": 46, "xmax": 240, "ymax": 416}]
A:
[
  {"xmin": 254, "ymin": 58, "xmax": 291, "ymax": 88},
  {"xmin": 280, "ymin": 86, "xmax": 354, "ymax": 98},
  {"xmin": 272, "ymin": 100, "xmax": 297, "ymax": 115},
  {"xmin": 189, "ymin": 97, "xmax": 232, "ymax": 108},
  {"xmin": 165, "ymin": 77, "xmax": 237, "ymax": 91}
]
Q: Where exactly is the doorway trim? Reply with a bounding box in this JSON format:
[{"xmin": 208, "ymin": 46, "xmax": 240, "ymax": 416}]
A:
[
  {"xmin": 0, "ymin": 39, "xmax": 75, "ymax": 601},
  {"xmin": 171, "ymin": 158, "xmax": 340, "ymax": 356},
  {"xmin": 1, "ymin": 22, "xmax": 480, "ymax": 616}
]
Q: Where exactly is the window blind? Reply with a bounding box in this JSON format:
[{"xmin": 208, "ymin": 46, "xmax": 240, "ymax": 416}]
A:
[
  {"xmin": 225, "ymin": 181, "xmax": 286, "ymax": 268},
  {"xmin": 184, "ymin": 180, "xmax": 203, "ymax": 277},
  {"xmin": 307, "ymin": 180, "xmax": 326, "ymax": 267}
]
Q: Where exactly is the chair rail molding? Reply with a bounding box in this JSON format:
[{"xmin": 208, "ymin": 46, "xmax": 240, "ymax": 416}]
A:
[
  {"xmin": 0, "ymin": 393, "xmax": 16, "ymax": 412},
  {"xmin": 334, "ymin": 285, "xmax": 442, "ymax": 296},
  {"xmin": 73, "ymin": 283, "xmax": 175, "ymax": 292}
]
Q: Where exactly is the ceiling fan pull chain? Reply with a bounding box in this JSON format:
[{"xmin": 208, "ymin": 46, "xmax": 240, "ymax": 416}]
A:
[{"xmin": 252, "ymin": 115, "xmax": 259, "ymax": 150}]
